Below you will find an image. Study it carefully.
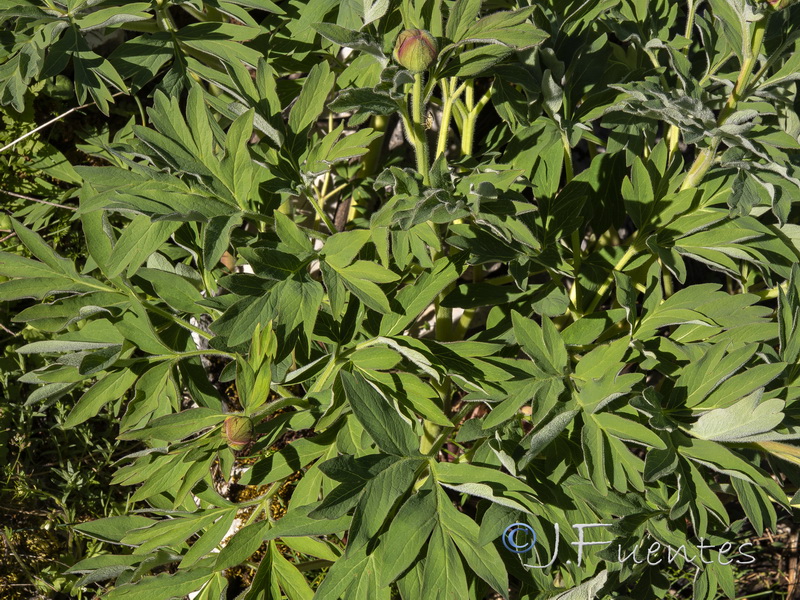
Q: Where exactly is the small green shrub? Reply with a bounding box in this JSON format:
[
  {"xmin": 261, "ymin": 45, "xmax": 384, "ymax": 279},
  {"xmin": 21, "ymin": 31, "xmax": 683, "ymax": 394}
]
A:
[{"xmin": 1, "ymin": 0, "xmax": 799, "ymax": 598}]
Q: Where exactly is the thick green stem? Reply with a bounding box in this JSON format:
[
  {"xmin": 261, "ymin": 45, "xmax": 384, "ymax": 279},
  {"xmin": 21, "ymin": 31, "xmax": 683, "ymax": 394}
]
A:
[
  {"xmin": 411, "ymin": 73, "xmax": 430, "ymax": 184},
  {"xmin": 453, "ymin": 265, "xmax": 483, "ymax": 339},
  {"xmin": 681, "ymin": 16, "xmax": 767, "ymax": 191},
  {"xmin": 436, "ymin": 78, "xmax": 462, "ymax": 158},
  {"xmin": 155, "ymin": 0, "xmax": 177, "ymax": 32},
  {"xmin": 719, "ymin": 17, "xmax": 767, "ymax": 122},
  {"xmin": 683, "ymin": 0, "xmax": 697, "ymax": 53},
  {"xmin": 307, "ymin": 355, "xmax": 341, "ymax": 394},
  {"xmin": 362, "ymin": 114, "xmax": 388, "ymax": 176},
  {"xmin": 562, "ymin": 133, "xmax": 583, "ymax": 317}
]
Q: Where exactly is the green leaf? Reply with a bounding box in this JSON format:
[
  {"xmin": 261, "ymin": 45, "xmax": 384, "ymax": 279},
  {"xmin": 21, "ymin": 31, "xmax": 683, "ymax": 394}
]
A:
[
  {"xmin": 289, "ymin": 62, "xmax": 336, "ymax": 133},
  {"xmin": 106, "ymin": 215, "xmax": 181, "ymax": 278},
  {"xmin": 11, "ymin": 218, "xmax": 80, "ymax": 276},
  {"xmin": 314, "ymin": 543, "xmax": 386, "ymax": 600},
  {"xmin": 511, "ymin": 310, "xmax": 568, "ymax": 375},
  {"xmin": 105, "ymin": 567, "xmax": 215, "ymax": 600},
  {"xmin": 421, "ymin": 524, "xmax": 469, "ymax": 598},
  {"xmin": 264, "ymin": 502, "xmax": 352, "ymax": 539},
  {"xmin": 119, "ymin": 407, "xmax": 225, "ymax": 442},
  {"xmin": 74, "ymin": 515, "xmax": 155, "ymax": 544},
  {"xmin": 180, "ymin": 510, "xmax": 238, "ymax": 568},
  {"xmin": 215, "ymin": 521, "xmax": 271, "ymax": 570},
  {"xmin": 138, "ymin": 268, "xmax": 204, "ymax": 313},
  {"xmin": 446, "ymin": 0, "xmax": 482, "ymax": 42},
  {"xmin": 379, "ymin": 257, "xmax": 461, "ymax": 336},
  {"xmin": 434, "ymin": 461, "xmax": 537, "ymax": 512},
  {"xmin": 340, "ymin": 371, "xmax": 420, "ymax": 456},
  {"xmin": 621, "ymin": 155, "xmax": 656, "ymax": 230},
  {"xmin": 593, "ymin": 412, "xmax": 667, "ymax": 449},
  {"xmin": 459, "ymin": 8, "xmax": 547, "ymax": 49},
  {"xmin": 270, "ymin": 542, "xmax": 315, "ymax": 600},
  {"xmin": 322, "ymin": 229, "xmax": 372, "ymax": 268},
  {"xmin": 377, "ymin": 487, "xmax": 437, "ymax": 586},
  {"xmin": 64, "ymin": 369, "xmax": 139, "ymax": 428},
  {"xmin": 437, "ymin": 489, "xmax": 509, "ymax": 597}
]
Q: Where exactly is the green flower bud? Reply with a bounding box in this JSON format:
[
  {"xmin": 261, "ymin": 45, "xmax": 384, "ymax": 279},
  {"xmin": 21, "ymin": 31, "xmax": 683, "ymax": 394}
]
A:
[
  {"xmin": 393, "ymin": 29, "xmax": 438, "ymax": 73},
  {"xmin": 222, "ymin": 416, "xmax": 254, "ymax": 450}
]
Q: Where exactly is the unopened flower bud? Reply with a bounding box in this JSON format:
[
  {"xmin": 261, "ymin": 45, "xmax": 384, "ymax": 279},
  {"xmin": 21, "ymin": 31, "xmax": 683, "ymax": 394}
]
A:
[
  {"xmin": 393, "ymin": 29, "xmax": 438, "ymax": 73},
  {"xmin": 222, "ymin": 416, "xmax": 254, "ymax": 450},
  {"xmin": 764, "ymin": 0, "xmax": 791, "ymax": 10}
]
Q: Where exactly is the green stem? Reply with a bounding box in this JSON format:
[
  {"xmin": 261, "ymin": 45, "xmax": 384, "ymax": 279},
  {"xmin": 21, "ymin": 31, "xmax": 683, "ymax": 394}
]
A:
[
  {"xmin": 452, "ymin": 264, "xmax": 483, "ymax": 339},
  {"xmin": 681, "ymin": 15, "xmax": 767, "ymax": 191},
  {"xmin": 361, "ymin": 114, "xmax": 388, "ymax": 176},
  {"xmin": 436, "ymin": 78, "xmax": 463, "ymax": 158},
  {"xmin": 586, "ymin": 237, "xmax": 641, "ymax": 314},
  {"xmin": 459, "ymin": 83, "xmax": 493, "ymax": 157},
  {"xmin": 679, "ymin": 140, "xmax": 719, "ymax": 192},
  {"xmin": 432, "ymin": 224, "xmax": 454, "ymax": 348},
  {"xmin": 426, "ymin": 402, "xmax": 475, "ymax": 457},
  {"xmin": 683, "ymin": 0, "xmax": 697, "ymax": 53},
  {"xmin": 149, "ymin": 349, "xmax": 236, "ymax": 362},
  {"xmin": 411, "ymin": 72, "xmax": 430, "ymax": 184},
  {"xmin": 155, "ymin": 0, "xmax": 177, "ymax": 32},
  {"xmin": 308, "ymin": 191, "xmax": 337, "ymax": 234},
  {"xmin": 663, "ymin": 269, "xmax": 674, "ymax": 298},
  {"xmin": 718, "ymin": 17, "xmax": 767, "ymax": 122},
  {"xmin": 307, "ymin": 355, "xmax": 341, "ymax": 394},
  {"xmin": 143, "ymin": 302, "xmax": 213, "ymax": 340},
  {"xmin": 562, "ymin": 133, "xmax": 582, "ymax": 316}
]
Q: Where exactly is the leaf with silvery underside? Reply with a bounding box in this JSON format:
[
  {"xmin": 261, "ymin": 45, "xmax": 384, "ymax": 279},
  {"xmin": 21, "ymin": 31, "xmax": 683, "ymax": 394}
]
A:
[
  {"xmin": 519, "ymin": 407, "xmax": 579, "ymax": 468},
  {"xmin": 434, "ymin": 461, "xmax": 538, "ymax": 513},
  {"xmin": 552, "ymin": 570, "xmax": 608, "ymax": 600},
  {"xmin": 361, "ymin": 0, "xmax": 389, "ymax": 26},
  {"xmin": 312, "ymin": 23, "xmax": 386, "ymax": 61},
  {"xmin": 329, "ymin": 87, "xmax": 401, "ymax": 116},
  {"xmin": 686, "ymin": 390, "xmax": 788, "ymax": 442}
]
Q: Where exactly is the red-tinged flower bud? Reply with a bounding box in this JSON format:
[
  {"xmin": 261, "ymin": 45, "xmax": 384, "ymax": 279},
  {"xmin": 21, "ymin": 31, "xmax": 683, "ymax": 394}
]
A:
[
  {"xmin": 222, "ymin": 416, "xmax": 254, "ymax": 450},
  {"xmin": 764, "ymin": 0, "xmax": 791, "ymax": 10},
  {"xmin": 393, "ymin": 29, "xmax": 438, "ymax": 73}
]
